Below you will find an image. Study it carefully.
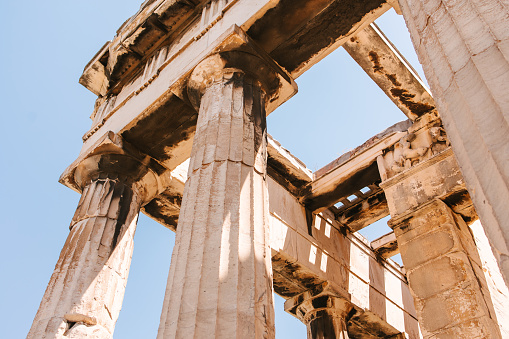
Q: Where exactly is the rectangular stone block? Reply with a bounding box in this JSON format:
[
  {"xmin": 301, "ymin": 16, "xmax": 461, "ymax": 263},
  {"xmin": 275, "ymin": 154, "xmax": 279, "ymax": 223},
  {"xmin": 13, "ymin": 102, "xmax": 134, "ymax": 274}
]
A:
[
  {"xmin": 398, "ymin": 227, "xmax": 458, "ymax": 269},
  {"xmin": 407, "ymin": 254, "xmax": 469, "ymax": 299},
  {"xmin": 432, "ymin": 318, "xmax": 499, "ymax": 339},
  {"xmin": 382, "ymin": 153, "xmax": 463, "ymax": 218},
  {"xmin": 418, "ymin": 285, "xmax": 487, "ymax": 333}
]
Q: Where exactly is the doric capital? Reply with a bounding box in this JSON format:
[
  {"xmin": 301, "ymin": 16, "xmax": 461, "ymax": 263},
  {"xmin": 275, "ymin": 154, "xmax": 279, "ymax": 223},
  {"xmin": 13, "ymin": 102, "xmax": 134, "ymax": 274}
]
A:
[
  {"xmin": 187, "ymin": 51, "xmax": 281, "ymax": 110},
  {"xmin": 285, "ymin": 282, "xmax": 353, "ymax": 325},
  {"xmin": 183, "ymin": 26, "xmax": 297, "ymax": 113},
  {"xmin": 60, "ymin": 131, "xmax": 171, "ymax": 204}
]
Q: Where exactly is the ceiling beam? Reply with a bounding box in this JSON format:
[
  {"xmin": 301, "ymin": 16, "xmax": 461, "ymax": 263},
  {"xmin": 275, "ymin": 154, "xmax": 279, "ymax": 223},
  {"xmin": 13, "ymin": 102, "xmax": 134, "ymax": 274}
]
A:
[
  {"xmin": 343, "ymin": 23, "xmax": 436, "ymax": 121},
  {"xmin": 371, "ymin": 231, "xmax": 399, "ymax": 258},
  {"xmin": 300, "ymin": 123, "xmax": 408, "ymax": 212},
  {"xmin": 335, "ymin": 189, "xmax": 389, "ymax": 232}
]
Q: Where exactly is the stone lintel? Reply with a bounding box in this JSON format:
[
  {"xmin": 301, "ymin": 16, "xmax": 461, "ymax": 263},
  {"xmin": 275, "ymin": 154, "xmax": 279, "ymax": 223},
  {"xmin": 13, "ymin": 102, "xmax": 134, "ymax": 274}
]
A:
[
  {"xmin": 302, "ymin": 115, "xmax": 439, "ymax": 214},
  {"xmin": 76, "ymin": 0, "xmax": 401, "ymax": 186},
  {"xmin": 80, "ymin": 0, "xmax": 206, "ymax": 95},
  {"xmin": 315, "ymin": 120, "xmax": 412, "ymax": 178},
  {"xmin": 382, "ymin": 148, "xmax": 465, "ymax": 221},
  {"xmin": 81, "ymin": 0, "xmax": 393, "ymax": 97},
  {"xmin": 260, "ymin": 0, "xmax": 392, "ymax": 78},
  {"xmin": 79, "ymin": 0, "xmax": 394, "ymax": 156},
  {"xmin": 300, "ymin": 130, "xmax": 406, "ymax": 212},
  {"xmin": 80, "ymin": 24, "xmax": 297, "ymax": 173},
  {"xmin": 335, "ymin": 188, "xmax": 390, "ymax": 233},
  {"xmin": 343, "ymin": 23, "xmax": 435, "ymax": 121},
  {"xmin": 267, "ymin": 135, "xmax": 313, "ymax": 196},
  {"xmin": 347, "ymin": 309, "xmax": 406, "ymax": 338},
  {"xmin": 371, "ymin": 231, "xmax": 399, "ymax": 258}
]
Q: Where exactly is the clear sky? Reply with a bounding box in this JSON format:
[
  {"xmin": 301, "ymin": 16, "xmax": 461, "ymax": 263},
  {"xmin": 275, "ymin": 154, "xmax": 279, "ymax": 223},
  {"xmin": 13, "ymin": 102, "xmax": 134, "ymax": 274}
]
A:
[{"xmin": 0, "ymin": 1, "xmax": 426, "ymax": 338}]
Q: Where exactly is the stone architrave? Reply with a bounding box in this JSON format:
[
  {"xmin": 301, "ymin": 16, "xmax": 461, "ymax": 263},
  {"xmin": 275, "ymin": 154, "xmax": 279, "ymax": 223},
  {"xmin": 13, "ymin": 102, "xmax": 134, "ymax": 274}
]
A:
[
  {"xmin": 28, "ymin": 151, "xmax": 161, "ymax": 339},
  {"xmin": 157, "ymin": 51, "xmax": 294, "ymax": 339},
  {"xmin": 397, "ymin": 0, "xmax": 509, "ymax": 285},
  {"xmin": 284, "ymin": 282, "xmax": 353, "ymax": 339}
]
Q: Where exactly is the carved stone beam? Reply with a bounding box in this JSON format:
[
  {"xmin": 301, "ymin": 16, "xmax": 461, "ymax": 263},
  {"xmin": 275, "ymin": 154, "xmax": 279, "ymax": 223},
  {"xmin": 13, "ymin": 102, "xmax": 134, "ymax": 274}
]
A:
[
  {"xmin": 371, "ymin": 231, "xmax": 399, "ymax": 258},
  {"xmin": 334, "ymin": 188, "xmax": 389, "ymax": 233},
  {"xmin": 299, "ymin": 126, "xmax": 407, "ymax": 213},
  {"xmin": 343, "ymin": 23, "xmax": 436, "ymax": 121}
]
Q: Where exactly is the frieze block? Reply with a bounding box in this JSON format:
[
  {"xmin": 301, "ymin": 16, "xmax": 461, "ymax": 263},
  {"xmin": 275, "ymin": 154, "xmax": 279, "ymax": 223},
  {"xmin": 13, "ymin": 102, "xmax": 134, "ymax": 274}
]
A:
[{"xmin": 378, "ymin": 113, "xmax": 450, "ymax": 181}]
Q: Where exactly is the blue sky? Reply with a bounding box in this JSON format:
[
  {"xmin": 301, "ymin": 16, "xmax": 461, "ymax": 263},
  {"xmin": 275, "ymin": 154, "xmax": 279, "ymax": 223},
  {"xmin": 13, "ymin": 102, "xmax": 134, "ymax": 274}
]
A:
[{"xmin": 0, "ymin": 1, "xmax": 425, "ymax": 338}]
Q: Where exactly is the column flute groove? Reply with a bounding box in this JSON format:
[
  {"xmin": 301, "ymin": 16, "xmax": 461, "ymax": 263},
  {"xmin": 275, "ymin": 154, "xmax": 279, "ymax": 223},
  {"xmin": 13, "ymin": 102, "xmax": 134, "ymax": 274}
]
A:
[
  {"xmin": 29, "ymin": 175, "xmax": 142, "ymax": 338},
  {"xmin": 399, "ymin": 0, "xmax": 509, "ymax": 285},
  {"xmin": 29, "ymin": 145, "xmax": 163, "ymax": 338},
  {"xmin": 157, "ymin": 50, "xmax": 286, "ymax": 339}
]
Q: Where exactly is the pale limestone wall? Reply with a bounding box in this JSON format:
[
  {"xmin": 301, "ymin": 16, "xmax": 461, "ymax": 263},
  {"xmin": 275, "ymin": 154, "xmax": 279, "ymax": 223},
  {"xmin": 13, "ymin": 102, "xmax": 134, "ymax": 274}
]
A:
[
  {"xmin": 392, "ymin": 200, "xmax": 501, "ymax": 338},
  {"xmin": 268, "ymin": 176, "xmax": 421, "ymax": 338}
]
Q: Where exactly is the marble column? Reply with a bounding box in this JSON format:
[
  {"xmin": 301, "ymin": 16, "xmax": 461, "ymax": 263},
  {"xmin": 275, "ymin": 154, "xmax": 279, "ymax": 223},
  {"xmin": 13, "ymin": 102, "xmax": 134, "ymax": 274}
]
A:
[
  {"xmin": 28, "ymin": 153, "xmax": 154, "ymax": 339},
  {"xmin": 390, "ymin": 200, "xmax": 501, "ymax": 338},
  {"xmin": 157, "ymin": 52, "xmax": 276, "ymax": 339},
  {"xmin": 285, "ymin": 283, "xmax": 353, "ymax": 339},
  {"xmin": 398, "ymin": 0, "xmax": 509, "ymax": 285}
]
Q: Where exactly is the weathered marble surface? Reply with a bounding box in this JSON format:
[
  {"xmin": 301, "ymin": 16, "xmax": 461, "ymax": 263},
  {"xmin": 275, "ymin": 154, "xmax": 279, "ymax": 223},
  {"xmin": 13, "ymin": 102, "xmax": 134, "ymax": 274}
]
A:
[
  {"xmin": 398, "ymin": 0, "xmax": 509, "ymax": 287},
  {"xmin": 28, "ymin": 175, "xmax": 142, "ymax": 339},
  {"xmin": 157, "ymin": 54, "xmax": 275, "ymax": 339}
]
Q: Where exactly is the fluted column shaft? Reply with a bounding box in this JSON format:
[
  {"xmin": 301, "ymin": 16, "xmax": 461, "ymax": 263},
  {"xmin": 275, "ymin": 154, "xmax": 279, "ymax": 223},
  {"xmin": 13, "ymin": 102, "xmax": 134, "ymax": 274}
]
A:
[
  {"xmin": 307, "ymin": 309, "xmax": 350, "ymax": 339},
  {"xmin": 28, "ymin": 173, "xmax": 142, "ymax": 338},
  {"xmin": 398, "ymin": 0, "xmax": 509, "ymax": 284},
  {"xmin": 157, "ymin": 63, "xmax": 274, "ymax": 338}
]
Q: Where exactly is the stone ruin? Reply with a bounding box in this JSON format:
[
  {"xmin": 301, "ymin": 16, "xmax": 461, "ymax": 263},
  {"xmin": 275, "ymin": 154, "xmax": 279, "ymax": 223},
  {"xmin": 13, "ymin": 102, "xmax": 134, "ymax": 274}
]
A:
[{"xmin": 28, "ymin": 0, "xmax": 509, "ymax": 338}]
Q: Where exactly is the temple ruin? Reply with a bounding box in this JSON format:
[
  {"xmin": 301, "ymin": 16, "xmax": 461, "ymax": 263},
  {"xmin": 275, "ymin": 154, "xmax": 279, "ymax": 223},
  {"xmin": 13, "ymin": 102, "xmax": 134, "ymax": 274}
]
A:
[{"xmin": 29, "ymin": 0, "xmax": 509, "ymax": 338}]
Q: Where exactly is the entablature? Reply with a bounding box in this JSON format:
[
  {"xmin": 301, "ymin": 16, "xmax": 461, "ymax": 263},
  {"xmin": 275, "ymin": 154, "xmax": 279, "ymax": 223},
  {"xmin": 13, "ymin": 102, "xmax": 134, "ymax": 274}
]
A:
[
  {"xmin": 78, "ymin": 0, "xmax": 396, "ymax": 166},
  {"xmin": 81, "ymin": 0, "xmax": 393, "ymax": 97}
]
